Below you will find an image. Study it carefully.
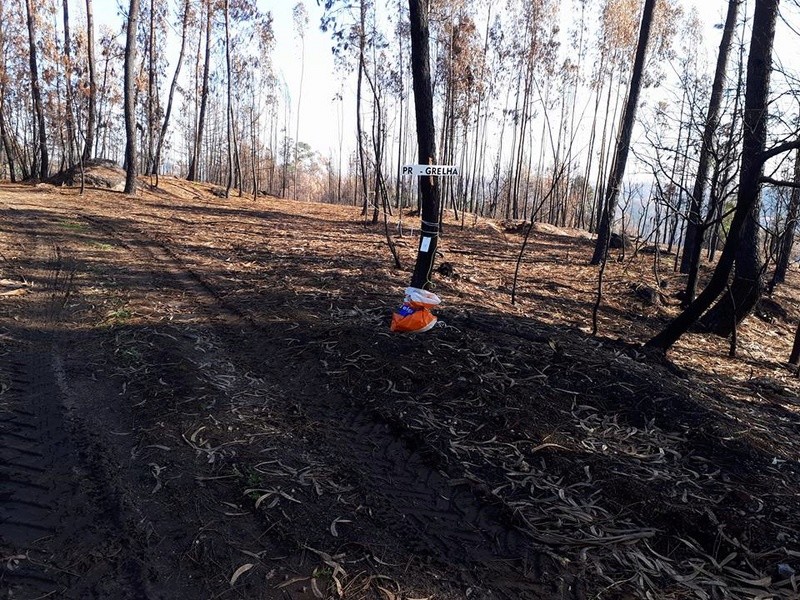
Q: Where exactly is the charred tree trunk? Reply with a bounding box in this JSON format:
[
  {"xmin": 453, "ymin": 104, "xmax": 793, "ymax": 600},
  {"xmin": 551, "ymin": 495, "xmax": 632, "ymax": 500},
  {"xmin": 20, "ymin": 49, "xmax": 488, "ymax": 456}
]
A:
[
  {"xmin": 408, "ymin": 0, "xmax": 441, "ymax": 290},
  {"xmin": 701, "ymin": 207, "xmax": 764, "ymax": 335},
  {"xmin": 790, "ymin": 322, "xmax": 800, "ymax": 365},
  {"xmin": 83, "ymin": 0, "xmax": 97, "ymax": 161},
  {"xmin": 25, "ymin": 0, "xmax": 49, "ymax": 179},
  {"xmin": 123, "ymin": 0, "xmax": 140, "ymax": 195},
  {"xmin": 680, "ymin": 0, "xmax": 740, "ymax": 283},
  {"xmin": 769, "ymin": 148, "xmax": 800, "ymax": 291},
  {"xmin": 0, "ymin": 113, "xmax": 15, "ymax": 182},
  {"xmin": 647, "ymin": 0, "xmax": 779, "ymax": 351},
  {"xmin": 153, "ymin": 0, "xmax": 190, "ymax": 179},
  {"xmin": 356, "ymin": 0, "xmax": 370, "ymax": 217},
  {"xmin": 224, "ymin": 0, "xmax": 233, "ymax": 197},
  {"xmin": 0, "ymin": 1, "xmax": 17, "ymax": 182},
  {"xmin": 590, "ymin": 0, "xmax": 656, "ymax": 265},
  {"xmin": 146, "ymin": 0, "xmax": 157, "ymax": 175},
  {"xmin": 62, "ymin": 0, "xmax": 77, "ymax": 168},
  {"xmin": 188, "ymin": 2, "xmax": 212, "ymax": 182}
]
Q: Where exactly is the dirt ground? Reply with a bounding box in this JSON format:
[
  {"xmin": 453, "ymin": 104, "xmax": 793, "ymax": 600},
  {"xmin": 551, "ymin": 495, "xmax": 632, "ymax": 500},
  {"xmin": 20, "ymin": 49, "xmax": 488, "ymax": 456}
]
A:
[{"xmin": 0, "ymin": 177, "xmax": 798, "ymax": 600}]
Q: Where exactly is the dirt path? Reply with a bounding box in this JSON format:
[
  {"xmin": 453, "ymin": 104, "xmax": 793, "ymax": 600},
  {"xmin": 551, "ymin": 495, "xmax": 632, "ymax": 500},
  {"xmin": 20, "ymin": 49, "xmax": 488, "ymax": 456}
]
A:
[
  {"xmin": 0, "ymin": 212, "xmax": 153, "ymax": 598},
  {"xmin": 1, "ymin": 182, "xmax": 798, "ymax": 599},
  {"xmin": 1, "ymin": 189, "xmax": 575, "ymax": 599}
]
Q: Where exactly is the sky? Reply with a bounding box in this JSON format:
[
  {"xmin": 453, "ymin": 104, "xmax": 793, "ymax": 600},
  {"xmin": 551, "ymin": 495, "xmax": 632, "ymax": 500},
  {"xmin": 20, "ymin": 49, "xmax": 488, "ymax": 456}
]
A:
[
  {"xmin": 89, "ymin": 1, "xmax": 349, "ymax": 156},
  {"xmin": 268, "ymin": 0, "xmax": 351, "ymax": 156},
  {"xmin": 87, "ymin": 0, "xmax": 799, "ymax": 165},
  {"xmin": 263, "ymin": 0, "xmax": 800, "ymax": 162}
]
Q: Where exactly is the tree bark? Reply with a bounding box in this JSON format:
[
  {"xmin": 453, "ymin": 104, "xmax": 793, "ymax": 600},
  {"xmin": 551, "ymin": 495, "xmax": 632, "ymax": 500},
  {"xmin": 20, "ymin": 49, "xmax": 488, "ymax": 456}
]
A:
[
  {"xmin": 647, "ymin": 0, "xmax": 779, "ymax": 351},
  {"xmin": 790, "ymin": 321, "xmax": 800, "ymax": 365},
  {"xmin": 0, "ymin": 1, "xmax": 17, "ymax": 182},
  {"xmin": 680, "ymin": 0, "xmax": 740, "ymax": 284},
  {"xmin": 25, "ymin": 0, "xmax": 50, "ymax": 179},
  {"xmin": 408, "ymin": 0, "xmax": 441, "ymax": 290},
  {"xmin": 356, "ymin": 0, "xmax": 370, "ymax": 217},
  {"xmin": 224, "ymin": 0, "xmax": 233, "ymax": 197},
  {"xmin": 293, "ymin": 5, "xmax": 306, "ymax": 201},
  {"xmin": 123, "ymin": 0, "xmax": 140, "ymax": 195},
  {"xmin": 590, "ymin": 0, "xmax": 657, "ymax": 265},
  {"xmin": 768, "ymin": 148, "xmax": 800, "ymax": 291},
  {"xmin": 82, "ymin": 0, "xmax": 97, "ymax": 161},
  {"xmin": 62, "ymin": 0, "xmax": 77, "ymax": 168},
  {"xmin": 152, "ymin": 0, "xmax": 190, "ymax": 179},
  {"xmin": 146, "ymin": 0, "xmax": 156, "ymax": 174},
  {"xmin": 188, "ymin": 2, "xmax": 212, "ymax": 182}
]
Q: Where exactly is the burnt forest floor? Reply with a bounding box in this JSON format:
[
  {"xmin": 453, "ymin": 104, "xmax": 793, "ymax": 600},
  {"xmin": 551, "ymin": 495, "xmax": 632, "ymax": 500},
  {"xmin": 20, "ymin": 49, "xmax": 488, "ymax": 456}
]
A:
[{"xmin": 0, "ymin": 177, "xmax": 798, "ymax": 600}]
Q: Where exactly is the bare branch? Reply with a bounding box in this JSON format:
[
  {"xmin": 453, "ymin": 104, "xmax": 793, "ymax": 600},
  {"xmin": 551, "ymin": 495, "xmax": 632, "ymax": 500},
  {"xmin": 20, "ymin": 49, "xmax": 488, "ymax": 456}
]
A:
[
  {"xmin": 761, "ymin": 175, "xmax": 800, "ymax": 189},
  {"xmin": 759, "ymin": 139, "xmax": 800, "ymax": 162}
]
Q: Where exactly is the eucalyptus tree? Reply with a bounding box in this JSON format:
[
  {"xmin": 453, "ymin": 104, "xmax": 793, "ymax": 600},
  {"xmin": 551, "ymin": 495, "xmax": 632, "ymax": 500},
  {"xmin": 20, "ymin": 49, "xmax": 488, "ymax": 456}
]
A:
[
  {"xmin": 408, "ymin": 0, "xmax": 441, "ymax": 289},
  {"xmin": 187, "ymin": 0, "xmax": 213, "ymax": 182},
  {"xmin": 224, "ymin": 0, "xmax": 233, "ymax": 196},
  {"xmin": 679, "ymin": 0, "xmax": 741, "ymax": 299},
  {"xmin": 82, "ymin": 0, "xmax": 97, "ymax": 161},
  {"xmin": 0, "ymin": 0, "xmax": 20, "ymax": 180},
  {"xmin": 62, "ymin": 0, "xmax": 78, "ymax": 169},
  {"xmin": 769, "ymin": 148, "xmax": 800, "ymax": 291},
  {"xmin": 292, "ymin": 2, "xmax": 308, "ymax": 200},
  {"xmin": 152, "ymin": 0, "xmax": 192, "ymax": 181},
  {"xmin": 123, "ymin": 0, "xmax": 140, "ymax": 194},
  {"xmin": 430, "ymin": 0, "xmax": 485, "ymax": 220},
  {"xmin": 503, "ymin": 0, "xmax": 559, "ymax": 221},
  {"xmin": 590, "ymin": 0, "xmax": 657, "ymax": 265},
  {"xmin": 24, "ymin": 0, "xmax": 49, "ymax": 179},
  {"xmin": 648, "ymin": 0, "xmax": 785, "ymax": 351},
  {"xmin": 584, "ymin": 0, "xmax": 640, "ymax": 233}
]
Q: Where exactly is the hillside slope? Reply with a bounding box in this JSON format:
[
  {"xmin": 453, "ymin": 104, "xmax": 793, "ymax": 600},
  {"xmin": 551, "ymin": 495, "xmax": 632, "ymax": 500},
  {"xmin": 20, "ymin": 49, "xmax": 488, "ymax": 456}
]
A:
[{"xmin": 0, "ymin": 179, "xmax": 798, "ymax": 599}]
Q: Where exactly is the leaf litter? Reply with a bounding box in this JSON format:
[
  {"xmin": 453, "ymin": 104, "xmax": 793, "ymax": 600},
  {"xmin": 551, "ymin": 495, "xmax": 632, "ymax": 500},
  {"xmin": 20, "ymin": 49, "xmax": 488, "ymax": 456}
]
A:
[{"xmin": 2, "ymin": 182, "xmax": 798, "ymax": 599}]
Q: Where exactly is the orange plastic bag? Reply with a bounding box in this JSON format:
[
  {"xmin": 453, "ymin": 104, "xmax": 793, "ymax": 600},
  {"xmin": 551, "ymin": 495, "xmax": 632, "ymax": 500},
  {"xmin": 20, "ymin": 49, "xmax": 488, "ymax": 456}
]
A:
[{"xmin": 390, "ymin": 287, "xmax": 441, "ymax": 333}]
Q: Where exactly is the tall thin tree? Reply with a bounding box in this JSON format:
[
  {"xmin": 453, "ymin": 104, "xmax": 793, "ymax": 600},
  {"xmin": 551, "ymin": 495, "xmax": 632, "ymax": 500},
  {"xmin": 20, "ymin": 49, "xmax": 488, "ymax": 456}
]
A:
[
  {"xmin": 292, "ymin": 2, "xmax": 308, "ymax": 200},
  {"xmin": 680, "ymin": 0, "xmax": 741, "ymax": 303},
  {"xmin": 188, "ymin": 1, "xmax": 212, "ymax": 182},
  {"xmin": 408, "ymin": 0, "xmax": 441, "ymax": 290},
  {"xmin": 62, "ymin": 0, "xmax": 77, "ymax": 168},
  {"xmin": 82, "ymin": 0, "xmax": 97, "ymax": 162},
  {"xmin": 647, "ymin": 0, "xmax": 781, "ymax": 351},
  {"xmin": 123, "ymin": 0, "xmax": 140, "ymax": 195},
  {"xmin": 0, "ymin": 0, "xmax": 17, "ymax": 181},
  {"xmin": 224, "ymin": 0, "xmax": 233, "ymax": 197},
  {"xmin": 590, "ymin": 0, "xmax": 657, "ymax": 265},
  {"xmin": 769, "ymin": 148, "xmax": 800, "ymax": 292},
  {"xmin": 152, "ymin": 0, "xmax": 191, "ymax": 181},
  {"xmin": 25, "ymin": 0, "xmax": 49, "ymax": 179}
]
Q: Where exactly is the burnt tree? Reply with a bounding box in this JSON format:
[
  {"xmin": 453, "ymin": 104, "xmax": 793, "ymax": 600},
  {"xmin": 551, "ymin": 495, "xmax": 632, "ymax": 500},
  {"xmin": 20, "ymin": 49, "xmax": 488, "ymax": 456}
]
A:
[
  {"xmin": 768, "ymin": 148, "xmax": 800, "ymax": 292},
  {"xmin": 647, "ymin": 0, "xmax": 781, "ymax": 351},
  {"xmin": 0, "ymin": 1, "xmax": 17, "ymax": 181},
  {"xmin": 152, "ymin": 0, "xmax": 190, "ymax": 180},
  {"xmin": 82, "ymin": 0, "xmax": 97, "ymax": 161},
  {"xmin": 25, "ymin": 0, "xmax": 49, "ymax": 179},
  {"xmin": 680, "ymin": 0, "xmax": 741, "ymax": 304},
  {"xmin": 408, "ymin": 0, "xmax": 441, "ymax": 290},
  {"xmin": 188, "ymin": 1, "xmax": 212, "ymax": 182},
  {"xmin": 123, "ymin": 0, "xmax": 140, "ymax": 195},
  {"xmin": 590, "ymin": 0, "xmax": 656, "ymax": 265}
]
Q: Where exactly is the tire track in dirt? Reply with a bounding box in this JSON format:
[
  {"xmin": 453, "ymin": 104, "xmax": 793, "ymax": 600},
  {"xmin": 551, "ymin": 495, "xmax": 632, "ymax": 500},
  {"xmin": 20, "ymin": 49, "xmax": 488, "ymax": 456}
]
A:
[
  {"xmin": 0, "ymin": 353, "xmax": 63, "ymax": 598},
  {"xmin": 79, "ymin": 213, "xmax": 583, "ymax": 599},
  {"xmin": 0, "ymin": 349, "xmax": 152, "ymax": 600},
  {"xmin": 0, "ymin": 211, "xmax": 152, "ymax": 599},
  {"xmin": 0, "ymin": 220, "xmax": 79, "ymax": 598},
  {"xmin": 318, "ymin": 406, "xmax": 572, "ymax": 599}
]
